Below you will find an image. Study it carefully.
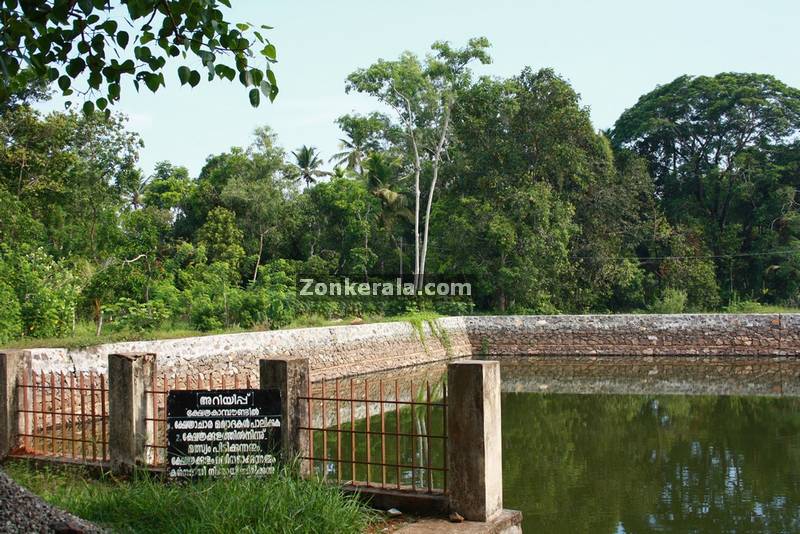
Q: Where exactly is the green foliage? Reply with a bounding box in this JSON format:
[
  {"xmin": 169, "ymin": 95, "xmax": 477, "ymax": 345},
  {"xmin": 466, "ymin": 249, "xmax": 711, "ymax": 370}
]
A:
[
  {"xmin": 197, "ymin": 207, "xmax": 245, "ymax": 277},
  {"xmin": 0, "ymin": 1, "xmax": 279, "ymax": 112},
  {"xmin": 3, "ymin": 37, "xmax": 800, "ymax": 348},
  {"xmin": 103, "ymin": 297, "xmax": 171, "ymax": 332},
  {"xmin": 611, "ymin": 72, "xmax": 800, "ymax": 306},
  {"xmin": 647, "ymin": 288, "xmax": 688, "ymax": 314},
  {"xmin": 0, "ymin": 280, "xmax": 22, "ymax": 343},
  {"xmin": 0, "ymin": 245, "xmax": 80, "ymax": 339},
  {"xmin": 6, "ymin": 461, "xmax": 376, "ymax": 534}
]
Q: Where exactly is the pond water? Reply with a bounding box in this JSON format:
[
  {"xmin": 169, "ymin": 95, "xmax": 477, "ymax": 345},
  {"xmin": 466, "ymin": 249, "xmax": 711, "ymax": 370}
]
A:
[{"xmin": 500, "ymin": 359, "xmax": 800, "ymax": 533}]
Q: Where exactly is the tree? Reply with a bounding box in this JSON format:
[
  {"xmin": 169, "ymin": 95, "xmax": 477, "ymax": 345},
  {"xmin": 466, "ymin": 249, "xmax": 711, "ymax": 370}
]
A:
[
  {"xmin": 446, "ymin": 69, "xmax": 658, "ymax": 311},
  {"xmin": 346, "ymin": 37, "xmax": 491, "ymax": 289},
  {"xmin": 364, "ymin": 151, "xmax": 413, "ymax": 273},
  {"xmin": 197, "ymin": 206, "xmax": 245, "ymax": 280},
  {"xmin": 611, "ymin": 73, "xmax": 800, "ymax": 302},
  {"xmin": 330, "ymin": 112, "xmax": 394, "ymax": 175},
  {"xmin": 0, "ymin": 0, "xmax": 279, "ymax": 112},
  {"xmin": 0, "ymin": 104, "xmax": 141, "ymax": 259},
  {"xmin": 303, "ymin": 176, "xmax": 380, "ymax": 277},
  {"xmin": 291, "ymin": 145, "xmax": 327, "ymax": 187},
  {"xmin": 220, "ymin": 126, "xmax": 293, "ymax": 281}
]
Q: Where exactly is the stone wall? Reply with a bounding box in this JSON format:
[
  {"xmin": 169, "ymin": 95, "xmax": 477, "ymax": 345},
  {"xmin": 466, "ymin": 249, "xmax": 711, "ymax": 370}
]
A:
[
  {"xmin": 467, "ymin": 314, "xmax": 800, "ymax": 357},
  {"xmin": 13, "ymin": 314, "xmax": 800, "ymax": 378},
  {"xmin": 22, "ymin": 317, "xmax": 472, "ymax": 379}
]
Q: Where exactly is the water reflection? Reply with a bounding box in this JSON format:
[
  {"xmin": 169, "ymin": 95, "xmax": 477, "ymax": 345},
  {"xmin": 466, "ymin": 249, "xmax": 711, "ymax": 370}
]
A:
[{"xmin": 502, "ymin": 392, "xmax": 800, "ymax": 533}]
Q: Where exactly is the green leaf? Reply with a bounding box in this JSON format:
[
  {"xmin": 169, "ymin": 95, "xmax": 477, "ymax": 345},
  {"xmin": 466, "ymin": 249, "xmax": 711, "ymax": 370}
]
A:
[
  {"xmin": 58, "ymin": 75, "xmax": 71, "ymax": 91},
  {"xmin": 178, "ymin": 66, "xmax": 190, "ymax": 85},
  {"xmin": 249, "ymin": 88, "xmax": 260, "ymax": 107},
  {"xmin": 78, "ymin": 0, "xmax": 93, "ymax": 14},
  {"xmin": 143, "ymin": 73, "xmax": 160, "ymax": 92},
  {"xmin": 102, "ymin": 20, "xmax": 118, "ymax": 34},
  {"xmin": 96, "ymin": 97, "xmax": 108, "ymax": 110},
  {"xmin": 250, "ymin": 68, "xmax": 263, "ymax": 86},
  {"xmin": 66, "ymin": 58, "xmax": 85, "ymax": 77},
  {"xmin": 263, "ymin": 44, "xmax": 276, "ymax": 60},
  {"xmin": 188, "ymin": 70, "xmax": 201, "ymax": 87},
  {"xmin": 117, "ymin": 31, "xmax": 129, "ymax": 48},
  {"xmin": 259, "ymin": 80, "xmax": 270, "ymax": 98},
  {"xmin": 82, "ymin": 100, "xmax": 95, "ymax": 115}
]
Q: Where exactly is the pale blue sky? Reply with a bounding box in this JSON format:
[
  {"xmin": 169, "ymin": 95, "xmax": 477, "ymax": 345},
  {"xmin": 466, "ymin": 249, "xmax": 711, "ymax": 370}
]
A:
[{"xmin": 40, "ymin": 0, "xmax": 800, "ymax": 177}]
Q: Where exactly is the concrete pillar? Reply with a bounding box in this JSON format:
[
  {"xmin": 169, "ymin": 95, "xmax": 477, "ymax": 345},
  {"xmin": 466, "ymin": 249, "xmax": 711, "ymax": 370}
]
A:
[
  {"xmin": 447, "ymin": 359, "xmax": 503, "ymax": 521},
  {"xmin": 259, "ymin": 358, "xmax": 309, "ymax": 473},
  {"xmin": 108, "ymin": 353, "xmax": 156, "ymax": 474},
  {"xmin": 0, "ymin": 351, "xmax": 29, "ymax": 458}
]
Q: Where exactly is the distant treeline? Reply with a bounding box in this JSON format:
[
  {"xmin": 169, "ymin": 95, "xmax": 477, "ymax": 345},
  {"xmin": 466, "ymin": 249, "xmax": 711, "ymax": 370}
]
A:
[{"xmin": 1, "ymin": 39, "xmax": 799, "ymax": 342}]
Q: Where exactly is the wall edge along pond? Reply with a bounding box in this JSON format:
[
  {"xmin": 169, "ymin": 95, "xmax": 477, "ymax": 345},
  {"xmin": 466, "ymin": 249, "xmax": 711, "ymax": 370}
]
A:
[{"xmin": 13, "ymin": 313, "xmax": 800, "ymax": 378}]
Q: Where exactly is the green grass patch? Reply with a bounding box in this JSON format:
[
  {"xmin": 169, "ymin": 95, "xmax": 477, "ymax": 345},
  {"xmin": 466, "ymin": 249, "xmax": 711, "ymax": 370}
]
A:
[
  {"xmin": 0, "ymin": 320, "xmax": 250, "ymax": 350},
  {"xmin": 5, "ymin": 460, "xmax": 377, "ymax": 534}
]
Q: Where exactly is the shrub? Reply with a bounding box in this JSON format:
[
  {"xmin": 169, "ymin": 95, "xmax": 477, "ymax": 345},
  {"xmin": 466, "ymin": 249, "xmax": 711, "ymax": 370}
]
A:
[
  {"xmin": 433, "ymin": 299, "xmax": 475, "ymax": 316},
  {"xmin": 103, "ymin": 298, "xmax": 171, "ymax": 332},
  {"xmin": 0, "ymin": 246, "xmax": 80, "ymax": 339},
  {"xmin": 0, "ymin": 281, "xmax": 22, "ymax": 343},
  {"xmin": 648, "ymin": 288, "xmax": 688, "ymax": 314}
]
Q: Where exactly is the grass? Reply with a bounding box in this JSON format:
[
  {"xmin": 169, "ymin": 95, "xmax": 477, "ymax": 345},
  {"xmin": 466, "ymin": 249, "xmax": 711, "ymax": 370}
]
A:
[
  {"xmin": 1, "ymin": 313, "xmax": 447, "ymax": 351},
  {"xmin": 1, "ymin": 320, "xmax": 250, "ymax": 350},
  {"xmin": 4, "ymin": 460, "xmax": 377, "ymax": 534}
]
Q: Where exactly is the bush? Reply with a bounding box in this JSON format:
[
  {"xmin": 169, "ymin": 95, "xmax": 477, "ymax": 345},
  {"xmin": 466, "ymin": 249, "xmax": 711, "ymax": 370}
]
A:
[
  {"xmin": 0, "ymin": 246, "xmax": 80, "ymax": 339},
  {"xmin": 0, "ymin": 281, "xmax": 22, "ymax": 343},
  {"xmin": 648, "ymin": 288, "xmax": 688, "ymax": 314},
  {"xmin": 433, "ymin": 299, "xmax": 475, "ymax": 316},
  {"xmin": 189, "ymin": 294, "xmax": 225, "ymax": 331},
  {"xmin": 103, "ymin": 298, "xmax": 171, "ymax": 332}
]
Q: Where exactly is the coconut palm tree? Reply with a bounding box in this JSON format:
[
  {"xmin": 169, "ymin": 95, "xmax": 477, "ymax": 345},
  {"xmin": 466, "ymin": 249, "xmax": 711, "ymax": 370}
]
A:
[
  {"xmin": 291, "ymin": 145, "xmax": 327, "ymax": 187},
  {"xmin": 364, "ymin": 152, "xmax": 413, "ymax": 272},
  {"xmin": 330, "ymin": 165, "xmax": 351, "ymax": 180},
  {"xmin": 329, "ymin": 135, "xmax": 368, "ymax": 175},
  {"xmin": 330, "ymin": 113, "xmax": 390, "ymax": 175}
]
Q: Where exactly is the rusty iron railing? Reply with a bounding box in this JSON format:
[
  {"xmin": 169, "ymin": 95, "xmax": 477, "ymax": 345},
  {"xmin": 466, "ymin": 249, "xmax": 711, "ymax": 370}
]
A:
[
  {"xmin": 299, "ymin": 376, "xmax": 448, "ymax": 494},
  {"xmin": 15, "ymin": 369, "xmax": 109, "ymax": 464}
]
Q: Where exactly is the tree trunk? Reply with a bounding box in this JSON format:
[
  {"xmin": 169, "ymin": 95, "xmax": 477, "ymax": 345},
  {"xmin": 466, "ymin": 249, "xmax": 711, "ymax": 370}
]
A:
[
  {"xmin": 419, "ymin": 105, "xmax": 450, "ymax": 288},
  {"xmin": 253, "ymin": 232, "xmax": 265, "ymax": 283}
]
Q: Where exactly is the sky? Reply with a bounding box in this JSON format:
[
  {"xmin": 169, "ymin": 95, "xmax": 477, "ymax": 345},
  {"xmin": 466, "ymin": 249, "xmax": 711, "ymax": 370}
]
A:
[{"xmin": 38, "ymin": 0, "xmax": 800, "ymax": 177}]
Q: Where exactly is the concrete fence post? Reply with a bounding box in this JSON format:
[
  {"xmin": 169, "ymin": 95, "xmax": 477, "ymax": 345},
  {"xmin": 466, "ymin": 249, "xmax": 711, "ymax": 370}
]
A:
[
  {"xmin": 0, "ymin": 351, "xmax": 30, "ymax": 458},
  {"xmin": 447, "ymin": 359, "xmax": 503, "ymax": 521},
  {"xmin": 259, "ymin": 358, "xmax": 310, "ymax": 475},
  {"xmin": 109, "ymin": 353, "xmax": 156, "ymax": 474}
]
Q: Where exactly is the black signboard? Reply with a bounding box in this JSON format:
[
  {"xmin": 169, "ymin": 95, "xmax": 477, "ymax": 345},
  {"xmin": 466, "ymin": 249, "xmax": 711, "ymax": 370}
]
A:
[{"xmin": 166, "ymin": 389, "xmax": 281, "ymax": 479}]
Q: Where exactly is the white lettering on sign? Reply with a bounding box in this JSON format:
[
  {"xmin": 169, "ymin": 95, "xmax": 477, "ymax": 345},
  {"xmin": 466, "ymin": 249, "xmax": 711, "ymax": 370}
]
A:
[{"xmin": 199, "ymin": 392, "xmax": 253, "ymax": 407}]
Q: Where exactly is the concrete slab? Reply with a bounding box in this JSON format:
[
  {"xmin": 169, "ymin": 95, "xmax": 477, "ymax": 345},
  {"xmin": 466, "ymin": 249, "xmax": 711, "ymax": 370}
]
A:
[{"xmin": 393, "ymin": 509, "xmax": 522, "ymax": 534}]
